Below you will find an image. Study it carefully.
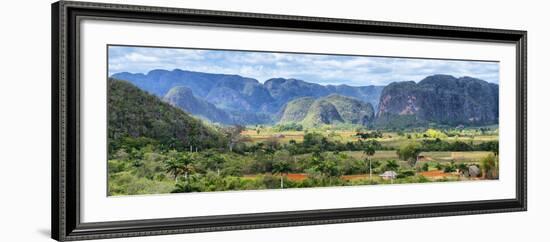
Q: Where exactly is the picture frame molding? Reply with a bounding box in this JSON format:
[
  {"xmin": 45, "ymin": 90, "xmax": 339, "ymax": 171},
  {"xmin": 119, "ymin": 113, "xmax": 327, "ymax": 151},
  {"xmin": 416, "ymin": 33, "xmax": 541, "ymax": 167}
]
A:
[{"xmin": 52, "ymin": 1, "xmax": 527, "ymax": 241}]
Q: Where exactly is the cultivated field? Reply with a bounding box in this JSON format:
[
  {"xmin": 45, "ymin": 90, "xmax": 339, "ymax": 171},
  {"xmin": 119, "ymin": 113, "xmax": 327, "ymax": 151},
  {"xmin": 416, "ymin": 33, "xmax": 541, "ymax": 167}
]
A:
[
  {"xmin": 342, "ymin": 150, "xmax": 492, "ymax": 163},
  {"xmin": 109, "ymin": 125, "xmax": 499, "ymax": 195},
  {"xmin": 241, "ymin": 127, "xmax": 498, "ymax": 148}
]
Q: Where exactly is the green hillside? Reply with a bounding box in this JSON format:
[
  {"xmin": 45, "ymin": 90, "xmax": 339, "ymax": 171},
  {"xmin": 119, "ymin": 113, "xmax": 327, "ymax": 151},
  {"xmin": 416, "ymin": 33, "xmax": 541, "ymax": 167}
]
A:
[
  {"xmin": 323, "ymin": 94, "xmax": 374, "ymax": 125},
  {"xmin": 278, "ymin": 94, "xmax": 375, "ymax": 127},
  {"xmin": 163, "ymin": 86, "xmax": 233, "ymax": 124},
  {"xmin": 108, "ymin": 79, "xmax": 227, "ymax": 152},
  {"xmin": 301, "ymin": 99, "xmax": 344, "ymax": 126},
  {"xmin": 278, "ymin": 97, "xmax": 315, "ymax": 123}
]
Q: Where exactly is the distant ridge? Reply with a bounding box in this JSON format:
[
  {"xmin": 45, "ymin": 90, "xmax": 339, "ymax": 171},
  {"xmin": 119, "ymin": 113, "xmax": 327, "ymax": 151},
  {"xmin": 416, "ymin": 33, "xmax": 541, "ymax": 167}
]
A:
[
  {"xmin": 111, "ymin": 70, "xmax": 498, "ymax": 128},
  {"xmin": 111, "ymin": 69, "xmax": 384, "ymax": 123},
  {"xmin": 163, "ymin": 86, "xmax": 233, "ymax": 125},
  {"xmin": 376, "ymin": 74, "xmax": 499, "ymax": 127}
]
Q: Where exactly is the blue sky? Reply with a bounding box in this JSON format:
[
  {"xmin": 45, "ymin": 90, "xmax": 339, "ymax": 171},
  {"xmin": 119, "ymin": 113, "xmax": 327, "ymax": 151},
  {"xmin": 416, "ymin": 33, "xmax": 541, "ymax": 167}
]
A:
[{"xmin": 108, "ymin": 45, "xmax": 499, "ymax": 86}]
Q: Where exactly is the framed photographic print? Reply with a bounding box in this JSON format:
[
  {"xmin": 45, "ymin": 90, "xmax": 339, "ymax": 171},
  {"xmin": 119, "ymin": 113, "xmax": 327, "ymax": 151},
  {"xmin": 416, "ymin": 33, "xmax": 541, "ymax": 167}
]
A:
[{"xmin": 52, "ymin": 1, "xmax": 527, "ymax": 241}]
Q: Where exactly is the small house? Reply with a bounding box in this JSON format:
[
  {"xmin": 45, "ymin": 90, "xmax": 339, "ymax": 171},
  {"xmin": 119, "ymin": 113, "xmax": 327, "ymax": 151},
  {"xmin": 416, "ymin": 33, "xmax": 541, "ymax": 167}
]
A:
[{"xmin": 380, "ymin": 171, "xmax": 397, "ymax": 180}]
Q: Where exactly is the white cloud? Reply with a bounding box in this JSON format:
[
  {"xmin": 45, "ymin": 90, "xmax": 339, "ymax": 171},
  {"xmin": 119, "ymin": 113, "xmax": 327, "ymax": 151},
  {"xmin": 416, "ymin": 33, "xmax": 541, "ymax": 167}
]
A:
[
  {"xmin": 125, "ymin": 53, "xmax": 159, "ymax": 62},
  {"xmin": 108, "ymin": 46, "xmax": 499, "ymax": 85}
]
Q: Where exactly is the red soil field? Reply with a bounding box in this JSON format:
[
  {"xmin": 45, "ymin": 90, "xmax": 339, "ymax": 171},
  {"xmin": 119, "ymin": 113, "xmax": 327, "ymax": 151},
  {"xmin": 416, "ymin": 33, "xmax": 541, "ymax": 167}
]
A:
[
  {"xmin": 287, "ymin": 173, "xmax": 307, "ymax": 181},
  {"xmin": 246, "ymin": 171, "xmax": 464, "ymax": 182},
  {"xmin": 418, "ymin": 170, "xmax": 458, "ymax": 179},
  {"xmin": 286, "ymin": 173, "xmax": 369, "ymax": 181}
]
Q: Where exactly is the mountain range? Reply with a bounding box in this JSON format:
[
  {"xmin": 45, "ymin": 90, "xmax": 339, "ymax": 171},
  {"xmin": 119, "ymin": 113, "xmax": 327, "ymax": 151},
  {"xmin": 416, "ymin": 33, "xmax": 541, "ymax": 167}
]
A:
[
  {"xmin": 112, "ymin": 69, "xmax": 383, "ymax": 124},
  {"xmin": 111, "ymin": 70, "xmax": 499, "ymax": 128}
]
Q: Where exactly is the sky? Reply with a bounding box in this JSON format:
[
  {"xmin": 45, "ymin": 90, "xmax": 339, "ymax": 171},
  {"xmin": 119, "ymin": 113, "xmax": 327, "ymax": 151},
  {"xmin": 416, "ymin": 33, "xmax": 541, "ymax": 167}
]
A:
[{"xmin": 108, "ymin": 45, "xmax": 499, "ymax": 86}]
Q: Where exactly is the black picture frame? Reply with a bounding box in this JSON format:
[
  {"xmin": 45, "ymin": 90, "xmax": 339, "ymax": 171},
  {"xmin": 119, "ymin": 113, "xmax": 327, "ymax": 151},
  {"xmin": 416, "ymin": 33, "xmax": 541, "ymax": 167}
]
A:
[{"xmin": 52, "ymin": 1, "xmax": 527, "ymax": 241}]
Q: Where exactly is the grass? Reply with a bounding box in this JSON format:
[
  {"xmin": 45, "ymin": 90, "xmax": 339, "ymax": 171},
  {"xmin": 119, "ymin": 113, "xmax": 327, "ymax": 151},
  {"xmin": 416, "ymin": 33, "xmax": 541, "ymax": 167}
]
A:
[
  {"xmin": 344, "ymin": 150, "xmax": 398, "ymax": 160},
  {"xmin": 241, "ymin": 127, "xmax": 498, "ymax": 148},
  {"xmin": 242, "ymin": 126, "xmax": 495, "ymax": 169},
  {"xmin": 341, "ymin": 150, "xmax": 491, "ymax": 166},
  {"xmin": 241, "ymin": 129, "xmax": 307, "ymax": 143},
  {"xmin": 422, "ymin": 151, "xmax": 492, "ymax": 162}
]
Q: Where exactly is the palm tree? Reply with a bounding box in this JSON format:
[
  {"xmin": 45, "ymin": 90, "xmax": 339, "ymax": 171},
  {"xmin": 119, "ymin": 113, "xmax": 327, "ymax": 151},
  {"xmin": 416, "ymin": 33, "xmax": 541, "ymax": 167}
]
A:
[
  {"xmin": 385, "ymin": 160, "xmax": 400, "ymax": 184},
  {"xmin": 272, "ymin": 160, "xmax": 292, "ymax": 189},
  {"xmin": 207, "ymin": 154, "xmax": 225, "ymax": 176},
  {"xmin": 164, "ymin": 157, "xmax": 183, "ymax": 183},
  {"xmin": 177, "ymin": 153, "xmax": 195, "ymax": 182},
  {"xmin": 363, "ymin": 141, "xmax": 377, "ymax": 180},
  {"xmin": 385, "ymin": 160, "xmax": 399, "ymax": 171},
  {"xmin": 164, "ymin": 152, "xmax": 196, "ymax": 183}
]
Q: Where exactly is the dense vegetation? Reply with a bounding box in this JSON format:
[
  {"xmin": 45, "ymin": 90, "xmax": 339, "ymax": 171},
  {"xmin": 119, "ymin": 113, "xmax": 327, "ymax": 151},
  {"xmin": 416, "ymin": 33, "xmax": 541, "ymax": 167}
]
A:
[
  {"xmin": 107, "ymin": 75, "xmax": 500, "ymax": 196},
  {"xmin": 109, "ymin": 129, "xmax": 499, "ymax": 195},
  {"xmin": 108, "ymin": 79, "xmax": 227, "ymax": 153},
  {"xmin": 109, "ymin": 112, "xmax": 499, "ymax": 195}
]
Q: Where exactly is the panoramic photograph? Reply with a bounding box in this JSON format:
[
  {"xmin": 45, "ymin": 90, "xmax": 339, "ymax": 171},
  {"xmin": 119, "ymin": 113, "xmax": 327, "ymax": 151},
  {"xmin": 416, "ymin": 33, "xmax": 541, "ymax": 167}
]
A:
[{"xmin": 107, "ymin": 45, "xmax": 500, "ymax": 196}]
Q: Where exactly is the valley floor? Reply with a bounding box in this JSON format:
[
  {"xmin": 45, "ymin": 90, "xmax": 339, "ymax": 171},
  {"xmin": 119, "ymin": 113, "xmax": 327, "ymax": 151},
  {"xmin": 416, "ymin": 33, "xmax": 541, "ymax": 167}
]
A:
[{"xmin": 108, "ymin": 126, "xmax": 499, "ymax": 196}]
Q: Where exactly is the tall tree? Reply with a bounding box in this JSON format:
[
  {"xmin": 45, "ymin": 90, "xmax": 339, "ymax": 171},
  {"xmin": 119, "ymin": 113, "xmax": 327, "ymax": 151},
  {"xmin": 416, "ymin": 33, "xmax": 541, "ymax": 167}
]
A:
[
  {"xmin": 489, "ymin": 141, "xmax": 499, "ymax": 178},
  {"xmin": 177, "ymin": 153, "xmax": 196, "ymax": 182},
  {"xmin": 164, "ymin": 152, "xmax": 196, "ymax": 184},
  {"xmin": 201, "ymin": 152, "xmax": 225, "ymax": 176},
  {"xmin": 385, "ymin": 160, "xmax": 400, "ymax": 172},
  {"xmin": 384, "ymin": 159, "xmax": 400, "ymax": 184},
  {"xmin": 317, "ymin": 160, "xmax": 341, "ymax": 179},
  {"xmin": 272, "ymin": 160, "xmax": 292, "ymax": 189},
  {"xmin": 481, "ymin": 154, "xmax": 497, "ymax": 179},
  {"xmin": 224, "ymin": 125, "xmax": 245, "ymax": 152},
  {"xmin": 397, "ymin": 142, "xmax": 422, "ymax": 168},
  {"xmin": 164, "ymin": 157, "xmax": 183, "ymax": 183},
  {"xmin": 363, "ymin": 140, "xmax": 377, "ymax": 180}
]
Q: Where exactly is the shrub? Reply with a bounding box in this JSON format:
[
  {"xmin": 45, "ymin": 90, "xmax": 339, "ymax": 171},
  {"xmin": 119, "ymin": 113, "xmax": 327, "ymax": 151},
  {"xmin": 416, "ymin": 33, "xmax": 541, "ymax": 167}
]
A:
[
  {"xmin": 397, "ymin": 170, "xmax": 415, "ymax": 179},
  {"xmin": 481, "ymin": 154, "xmax": 498, "ymax": 179},
  {"xmin": 421, "ymin": 163, "xmax": 430, "ymax": 172}
]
